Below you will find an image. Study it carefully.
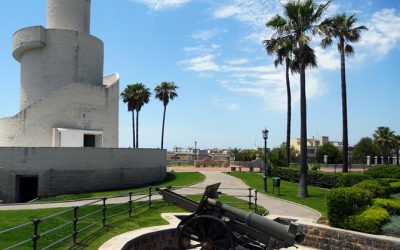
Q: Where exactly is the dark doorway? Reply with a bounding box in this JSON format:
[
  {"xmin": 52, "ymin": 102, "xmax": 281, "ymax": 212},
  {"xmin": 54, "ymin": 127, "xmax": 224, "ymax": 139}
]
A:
[
  {"xmin": 16, "ymin": 175, "xmax": 38, "ymax": 203},
  {"xmin": 84, "ymin": 134, "xmax": 96, "ymax": 147}
]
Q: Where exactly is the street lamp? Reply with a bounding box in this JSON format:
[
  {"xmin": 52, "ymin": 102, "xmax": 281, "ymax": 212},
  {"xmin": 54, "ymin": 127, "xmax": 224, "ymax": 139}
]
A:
[{"xmin": 262, "ymin": 128, "xmax": 269, "ymax": 192}]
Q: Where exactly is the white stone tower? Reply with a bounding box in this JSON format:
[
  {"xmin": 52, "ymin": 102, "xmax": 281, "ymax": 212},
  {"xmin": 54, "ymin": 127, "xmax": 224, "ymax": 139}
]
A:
[{"xmin": 0, "ymin": 0, "xmax": 119, "ymax": 147}]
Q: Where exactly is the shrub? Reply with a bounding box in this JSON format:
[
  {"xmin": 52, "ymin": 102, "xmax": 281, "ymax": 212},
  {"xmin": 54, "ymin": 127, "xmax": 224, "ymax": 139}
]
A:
[
  {"xmin": 336, "ymin": 173, "xmax": 371, "ymax": 187},
  {"xmin": 353, "ymin": 180, "xmax": 392, "ymax": 198},
  {"xmin": 373, "ymin": 198, "xmax": 400, "ymax": 215},
  {"xmin": 390, "ymin": 182, "xmax": 400, "ymax": 194},
  {"xmin": 365, "ymin": 166, "xmax": 400, "ymax": 179},
  {"xmin": 326, "ymin": 187, "xmax": 372, "ymax": 227},
  {"xmin": 343, "ymin": 206, "xmax": 389, "ymax": 234},
  {"xmin": 382, "ymin": 216, "xmax": 400, "ymax": 237}
]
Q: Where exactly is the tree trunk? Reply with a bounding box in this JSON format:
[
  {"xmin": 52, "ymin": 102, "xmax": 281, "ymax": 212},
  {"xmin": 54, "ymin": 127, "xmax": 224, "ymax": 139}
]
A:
[
  {"xmin": 285, "ymin": 58, "xmax": 291, "ymax": 167},
  {"xmin": 340, "ymin": 39, "xmax": 349, "ymax": 173},
  {"xmin": 136, "ymin": 110, "xmax": 139, "ymax": 148},
  {"xmin": 397, "ymin": 146, "xmax": 399, "ymax": 166},
  {"xmin": 161, "ymin": 105, "xmax": 167, "ymax": 149},
  {"xmin": 132, "ymin": 111, "xmax": 135, "ymax": 148},
  {"xmin": 298, "ymin": 65, "xmax": 308, "ymax": 198}
]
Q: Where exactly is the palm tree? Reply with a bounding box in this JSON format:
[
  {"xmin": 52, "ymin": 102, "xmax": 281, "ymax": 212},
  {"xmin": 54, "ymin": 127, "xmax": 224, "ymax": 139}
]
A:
[
  {"xmin": 395, "ymin": 134, "xmax": 400, "ymax": 166},
  {"xmin": 319, "ymin": 14, "xmax": 367, "ymax": 172},
  {"xmin": 121, "ymin": 85, "xmax": 137, "ymax": 148},
  {"xmin": 267, "ymin": 0, "xmax": 330, "ymax": 198},
  {"xmin": 373, "ymin": 126, "xmax": 395, "ymax": 164},
  {"xmin": 154, "ymin": 82, "xmax": 178, "ymax": 149},
  {"xmin": 264, "ymin": 36, "xmax": 294, "ymax": 167},
  {"xmin": 133, "ymin": 83, "xmax": 151, "ymax": 148}
]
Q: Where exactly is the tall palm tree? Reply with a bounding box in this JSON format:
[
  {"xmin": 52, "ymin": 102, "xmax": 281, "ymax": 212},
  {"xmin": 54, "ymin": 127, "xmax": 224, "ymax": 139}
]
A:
[
  {"xmin": 264, "ymin": 36, "xmax": 294, "ymax": 167},
  {"xmin": 121, "ymin": 85, "xmax": 137, "ymax": 148},
  {"xmin": 373, "ymin": 126, "xmax": 395, "ymax": 163},
  {"xmin": 154, "ymin": 82, "xmax": 178, "ymax": 149},
  {"xmin": 134, "ymin": 83, "xmax": 151, "ymax": 148},
  {"xmin": 267, "ymin": 0, "xmax": 330, "ymax": 198},
  {"xmin": 319, "ymin": 14, "xmax": 367, "ymax": 172}
]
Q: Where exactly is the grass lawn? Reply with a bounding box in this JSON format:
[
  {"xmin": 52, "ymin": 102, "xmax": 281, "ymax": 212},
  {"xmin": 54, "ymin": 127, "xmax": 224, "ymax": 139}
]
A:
[
  {"xmin": 37, "ymin": 172, "xmax": 205, "ymax": 202},
  {"xmin": 229, "ymin": 172, "xmax": 329, "ymax": 220},
  {"xmin": 0, "ymin": 195, "xmax": 264, "ymax": 250}
]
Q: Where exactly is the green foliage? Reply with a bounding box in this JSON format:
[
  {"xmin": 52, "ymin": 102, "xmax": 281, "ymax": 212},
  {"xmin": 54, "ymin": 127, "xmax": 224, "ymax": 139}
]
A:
[
  {"xmin": 343, "ymin": 206, "xmax": 389, "ymax": 234},
  {"xmin": 390, "ymin": 182, "xmax": 400, "ymax": 194},
  {"xmin": 382, "ymin": 216, "xmax": 400, "ymax": 237},
  {"xmin": 272, "ymin": 167, "xmax": 369, "ymax": 188},
  {"xmin": 269, "ymin": 146, "xmax": 299, "ymax": 167},
  {"xmin": 231, "ymin": 148, "xmax": 260, "ymax": 161},
  {"xmin": 336, "ymin": 173, "xmax": 372, "ymax": 187},
  {"xmin": 353, "ymin": 179, "xmax": 392, "ymax": 198},
  {"xmin": 316, "ymin": 143, "xmax": 342, "ymax": 164},
  {"xmin": 326, "ymin": 187, "xmax": 372, "ymax": 227},
  {"xmin": 365, "ymin": 165, "xmax": 400, "ymax": 179},
  {"xmin": 352, "ymin": 137, "xmax": 380, "ymax": 163},
  {"xmin": 373, "ymin": 198, "xmax": 400, "ymax": 215}
]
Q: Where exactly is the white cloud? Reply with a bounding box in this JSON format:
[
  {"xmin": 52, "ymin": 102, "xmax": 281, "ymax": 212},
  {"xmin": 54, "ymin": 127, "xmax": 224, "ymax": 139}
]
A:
[
  {"xmin": 225, "ymin": 58, "xmax": 249, "ymax": 65},
  {"xmin": 180, "ymin": 54, "xmax": 221, "ymax": 72},
  {"xmin": 183, "ymin": 44, "xmax": 220, "ymax": 54},
  {"xmin": 213, "ymin": 5, "xmax": 241, "ymax": 18},
  {"xmin": 314, "ymin": 47, "xmax": 340, "ymax": 70},
  {"xmin": 192, "ymin": 29, "xmax": 226, "ymax": 41},
  {"xmin": 360, "ymin": 9, "xmax": 400, "ymax": 57},
  {"xmin": 131, "ymin": 0, "xmax": 190, "ymax": 11},
  {"xmin": 212, "ymin": 95, "xmax": 240, "ymax": 111}
]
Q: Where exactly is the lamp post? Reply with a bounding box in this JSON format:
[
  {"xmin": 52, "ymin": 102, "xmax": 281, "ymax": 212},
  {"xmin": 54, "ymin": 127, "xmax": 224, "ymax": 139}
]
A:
[{"xmin": 262, "ymin": 128, "xmax": 269, "ymax": 193}]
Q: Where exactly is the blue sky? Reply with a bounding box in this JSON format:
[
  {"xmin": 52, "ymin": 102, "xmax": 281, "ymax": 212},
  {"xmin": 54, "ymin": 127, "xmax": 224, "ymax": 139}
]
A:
[{"xmin": 0, "ymin": 0, "xmax": 399, "ymax": 150}]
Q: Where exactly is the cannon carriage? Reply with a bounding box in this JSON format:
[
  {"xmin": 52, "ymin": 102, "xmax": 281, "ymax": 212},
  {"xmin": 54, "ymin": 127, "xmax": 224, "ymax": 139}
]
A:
[{"xmin": 157, "ymin": 183, "xmax": 304, "ymax": 250}]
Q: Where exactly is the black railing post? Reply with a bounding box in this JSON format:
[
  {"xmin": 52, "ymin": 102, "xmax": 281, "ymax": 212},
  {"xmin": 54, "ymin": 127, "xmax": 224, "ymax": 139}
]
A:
[
  {"xmin": 102, "ymin": 198, "xmax": 107, "ymax": 226},
  {"xmin": 254, "ymin": 190, "xmax": 258, "ymax": 213},
  {"xmin": 73, "ymin": 206, "xmax": 79, "ymax": 244},
  {"xmin": 167, "ymin": 186, "xmax": 172, "ymax": 205},
  {"xmin": 248, "ymin": 188, "xmax": 252, "ymax": 209},
  {"xmin": 128, "ymin": 192, "xmax": 133, "ymax": 217},
  {"xmin": 32, "ymin": 219, "xmax": 41, "ymax": 250},
  {"xmin": 148, "ymin": 187, "xmax": 152, "ymax": 208}
]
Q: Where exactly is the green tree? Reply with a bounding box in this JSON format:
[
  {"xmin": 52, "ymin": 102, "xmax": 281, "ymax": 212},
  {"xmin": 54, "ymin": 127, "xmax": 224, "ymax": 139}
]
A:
[
  {"xmin": 121, "ymin": 84, "xmax": 138, "ymax": 148},
  {"xmin": 373, "ymin": 127, "xmax": 396, "ymax": 163},
  {"xmin": 316, "ymin": 143, "xmax": 342, "ymax": 164},
  {"xmin": 133, "ymin": 83, "xmax": 151, "ymax": 148},
  {"xmin": 269, "ymin": 146, "xmax": 299, "ymax": 167},
  {"xmin": 267, "ymin": 0, "xmax": 330, "ymax": 197},
  {"xmin": 154, "ymin": 82, "xmax": 178, "ymax": 149},
  {"xmin": 394, "ymin": 135, "xmax": 400, "ymax": 166},
  {"xmin": 264, "ymin": 36, "xmax": 294, "ymax": 167},
  {"xmin": 232, "ymin": 149, "xmax": 259, "ymax": 161},
  {"xmin": 319, "ymin": 14, "xmax": 367, "ymax": 172},
  {"xmin": 352, "ymin": 137, "xmax": 380, "ymax": 163}
]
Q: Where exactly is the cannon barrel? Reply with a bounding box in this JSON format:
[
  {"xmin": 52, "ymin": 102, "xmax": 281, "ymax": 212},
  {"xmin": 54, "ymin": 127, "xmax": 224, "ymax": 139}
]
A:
[{"xmin": 207, "ymin": 199, "xmax": 299, "ymax": 246}]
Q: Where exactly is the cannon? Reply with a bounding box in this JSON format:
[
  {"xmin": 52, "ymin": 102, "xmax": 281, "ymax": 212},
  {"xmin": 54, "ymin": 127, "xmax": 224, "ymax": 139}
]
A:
[{"xmin": 157, "ymin": 183, "xmax": 304, "ymax": 250}]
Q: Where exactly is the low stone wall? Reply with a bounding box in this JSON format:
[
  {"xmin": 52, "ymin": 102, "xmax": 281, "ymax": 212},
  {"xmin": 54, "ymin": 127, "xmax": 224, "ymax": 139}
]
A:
[
  {"xmin": 0, "ymin": 147, "xmax": 166, "ymax": 203},
  {"xmin": 121, "ymin": 228, "xmax": 178, "ymax": 250},
  {"xmin": 299, "ymin": 223, "xmax": 400, "ymax": 250}
]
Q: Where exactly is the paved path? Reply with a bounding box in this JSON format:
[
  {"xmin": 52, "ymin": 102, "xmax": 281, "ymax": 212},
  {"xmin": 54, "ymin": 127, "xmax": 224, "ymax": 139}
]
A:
[{"xmin": 0, "ymin": 171, "xmax": 320, "ymax": 222}]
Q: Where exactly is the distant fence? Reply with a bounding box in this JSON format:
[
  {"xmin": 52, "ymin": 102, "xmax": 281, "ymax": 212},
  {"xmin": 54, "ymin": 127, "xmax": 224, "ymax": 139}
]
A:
[{"xmin": 0, "ymin": 185, "xmax": 259, "ymax": 250}]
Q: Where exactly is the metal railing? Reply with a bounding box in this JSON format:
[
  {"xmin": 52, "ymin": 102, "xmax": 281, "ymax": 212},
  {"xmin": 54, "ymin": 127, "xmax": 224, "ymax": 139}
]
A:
[{"xmin": 0, "ymin": 185, "xmax": 258, "ymax": 250}]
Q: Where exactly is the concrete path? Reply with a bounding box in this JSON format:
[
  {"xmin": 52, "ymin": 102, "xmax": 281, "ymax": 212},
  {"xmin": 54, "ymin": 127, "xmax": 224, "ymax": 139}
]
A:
[{"xmin": 0, "ymin": 171, "xmax": 320, "ymax": 222}]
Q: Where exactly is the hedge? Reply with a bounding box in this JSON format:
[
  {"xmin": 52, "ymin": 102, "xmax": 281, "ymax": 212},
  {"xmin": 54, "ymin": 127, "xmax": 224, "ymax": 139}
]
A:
[
  {"xmin": 365, "ymin": 165, "xmax": 400, "ymax": 179},
  {"xmin": 343, "ymin": 206, "xmax": 389, "ymax": 234},
  {"xmin": 373, "ymin": 198, "xmax": 400, "ymax": 215},
  {"xmin": 272, "ymin": 167, "xmax": 370, "ymax": 188},
  {"xmin": 390, "ymin": 182, "xmax": 400, "ymax": 194},
  {"xmin": 353, "ymin": 180, "xmax": 392, "ymax": 198},
  {"xmin": 326, "ymin": 187, "xmax": 372, "ymax": 227}
]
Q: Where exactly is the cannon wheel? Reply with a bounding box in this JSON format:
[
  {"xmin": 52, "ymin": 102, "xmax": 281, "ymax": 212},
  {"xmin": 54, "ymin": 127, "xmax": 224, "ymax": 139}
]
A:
[{"xmin": 178, "ymin": 215, "xmax": 234, "ymax": 250}]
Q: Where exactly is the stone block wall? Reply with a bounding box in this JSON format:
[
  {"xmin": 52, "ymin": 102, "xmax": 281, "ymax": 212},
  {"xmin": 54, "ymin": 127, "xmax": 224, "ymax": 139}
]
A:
[
  {"xmin": 121, "ymin": 228, "xmax": 178, "ymax": 250},
  {"xmin": 0, "ymin": 147, "xmax": 166, "ymax": 203},
  {"xmin": 299, "ymin": 223, "xmax": 400, "ymax": 250}
]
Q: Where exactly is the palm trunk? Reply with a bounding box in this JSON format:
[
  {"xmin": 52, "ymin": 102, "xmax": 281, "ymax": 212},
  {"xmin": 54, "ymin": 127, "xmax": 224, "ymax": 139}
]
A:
[
  {"xmin": 161, "ymin": 105, "xmax": 167, "ymax": 149},
  {"xmin": 285, "ymin": 58, "xmax": 291, "ymax": 167},
  {"xmin": 136, "ymin": 110, "xmax": 139, "ymax": 148},
  {"xmin": 132, "ymin": 111, "xmax": 136, "ymax": 148},
  {"xmin": 340, "ymin": 39, "xmax": 349, "ymax": 173},
  {"xmin": 299, "ymin": 65, "xmax": 308, "ymax": 198},
  {"xmin": 397, "ymin": 146, "xmax": 399, "ymax": 166}
]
